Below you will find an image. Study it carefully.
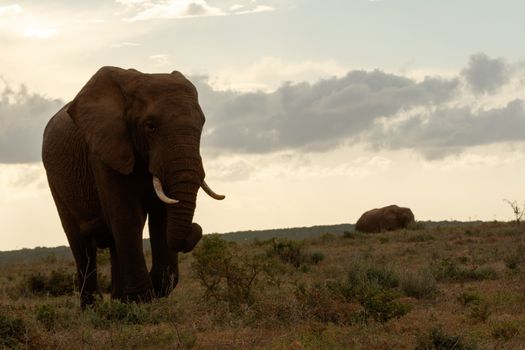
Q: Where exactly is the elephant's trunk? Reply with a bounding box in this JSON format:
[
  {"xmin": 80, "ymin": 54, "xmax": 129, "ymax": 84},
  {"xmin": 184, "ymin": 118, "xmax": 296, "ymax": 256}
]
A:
[
  {"xmin": 160, "ymin": 154, "xmax": 204, "ymax": 253},
  {"xmin": 166, "ymin": 199, "xmax": 202, "ymax": 253}
]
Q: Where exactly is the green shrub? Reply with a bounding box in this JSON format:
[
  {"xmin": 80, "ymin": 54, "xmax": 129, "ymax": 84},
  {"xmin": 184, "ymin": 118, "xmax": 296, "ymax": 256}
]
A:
[
  {"xmin": 338, "ymin": 262, "xmax": 409, "ymax": 323},
  {"xmin": 89, "ymin": 300, "xmax": 153, "ymax": 327},
  {"xmin": 192, "ymin": 235, "xmax": 266, "ymax": 307},
  {"xmin": 343, "ymin": 231, "xmax": 359, "ymax": 239},
  {"xmin": 267, "ymin": 238, "xmax": 307, "ymax": 268},
  {"xmin": 36, "ymin": 304, "xmax": 57, "ymax": 330},
  {"xmin": 23, "ymin": 269, "xmax": 75, "ymax": 296},
  {"xmin": 432, "ymin": 259, "xmax": 497, "ymax": 282},
  {"xmin": 364, "ymin": 266, "xmax": 399, "ymax": 289},
  {"xmin": 294, "ymin": 283, "xmax": 362, "ymax": 324},
  {"xmin": 309, "ymin": 252, "xmax": 325, "ymax": 264},
  {"xmin": 358, "ymin": 288, "xmax": 410, "ymax": 323},
  {"xmin": 415, "ymin": 327, "xmax": 477, "ymax": 350},
  {"xmin": 0, "ymin": 315, "xmax": 27, "ymax": 348},
  {"xmin": 400, "ymin": 269, "xmax": 438, "ymax": 299}
]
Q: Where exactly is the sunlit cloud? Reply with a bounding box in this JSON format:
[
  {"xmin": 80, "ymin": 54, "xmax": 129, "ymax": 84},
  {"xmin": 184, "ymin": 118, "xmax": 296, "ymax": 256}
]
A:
[
  {"xmin": 118, "ymin": 0, "xmax": 274, "ymax": 21},
  {"xmin": 110, "ymin": 41, "xmax": 140, "ymax": 48},
  {"xmin": 0, "ymin": 4, "xmax": 22, "ymax": 17},
  {"xmin": 210, "ymin": 56, "xmax": 349, "ymax": 92},
  {"xmin": 24, "ymin": 26, "xmax": 58, "ymax": 39},
  {"xmin": 149, "ymin": 53, "xmax": 170, "ymax": 65}
]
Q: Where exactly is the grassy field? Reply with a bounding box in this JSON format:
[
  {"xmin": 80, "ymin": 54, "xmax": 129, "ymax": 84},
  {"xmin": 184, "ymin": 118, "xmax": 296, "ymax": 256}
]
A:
[{"xmin": 2, "ymin": 221, "xmax": 525, "ymax": 349}]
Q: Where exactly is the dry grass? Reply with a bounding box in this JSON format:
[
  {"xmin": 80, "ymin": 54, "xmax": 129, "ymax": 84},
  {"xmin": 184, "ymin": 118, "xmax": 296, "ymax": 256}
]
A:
[{"xmin": 2, "ymin": 222, "xmax": 525, "ymax": 349}]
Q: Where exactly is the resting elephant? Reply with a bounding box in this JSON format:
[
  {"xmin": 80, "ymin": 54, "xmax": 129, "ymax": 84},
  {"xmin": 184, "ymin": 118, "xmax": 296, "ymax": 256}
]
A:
[
  {"xmin": 355, "ymin": 205, "xmax": 414, "ymax": 233},
  {"xmin": 42, "ymin": 66, "xmax": 224, "ymax": 307}
]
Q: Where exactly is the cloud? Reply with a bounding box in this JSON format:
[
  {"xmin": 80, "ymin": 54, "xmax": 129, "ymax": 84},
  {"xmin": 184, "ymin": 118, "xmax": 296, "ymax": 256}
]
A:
[
  {"xmin": 110, "ymin": 41, "xmax": 140, "ymax": 48},
  {"xmin": 118, "ymin": 0, "xmax": 274, "ymax": 21},
  {"xmin": 197, "ymin": 70, "xmax": 459, "ymax": 154},
  {"xmin": 370, "ymin": 100, "xmax": 525, "ymax": 159},
  {"xmin": 149, "ymin": 53, "xmax": 170, "ymax": 65},
  {"xmin": 195, "ymin": 53, "xmax": 525, "ymax": 159},
  {"xmin": 0, "ymin": 81, "xmax": 63, "ymax": 163},
  {"xmin": 210, "ymin": 56, "xmax": 349, "ymax": 92},
  {"xmin": 462, "ymin": 53, "xmax": 509, "ymax": 94},
  {"xmin": 0, "ymin": 4, "xmax": 22, "ymax": 17},
  {"xmin": 24, "ymin": 26, "xmax": 58, "ymax": 39}
]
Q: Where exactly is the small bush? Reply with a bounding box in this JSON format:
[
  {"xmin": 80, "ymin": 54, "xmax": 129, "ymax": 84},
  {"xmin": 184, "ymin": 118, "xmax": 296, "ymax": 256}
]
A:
[
  {"xmin": 364, "ymin": 266, "xmax": 399, "ymax": 289},
  {"xmin": 358, "ymin": 289, "xmax": 410, "ymax": 323},
  {"xmin": 415, "ymin": 327, "xmax": 477, "ymax": 350},
  {"xmin": 294, "ymin": 283, "xmax": 362, "ymax": 324},
  {"xmin": 343, "ymin": 231, "xmax": 358, "ymax": 239},
  {"xmin": 267, "ymin": 239, "xmax": 307, "ymax": 268},
  {"xmin": 400, "ymin": 269, "xmax": 438, "ymax": 299},
  {"xmin": 192, "ymin": 235, "xmax": 266, "ymax": 307},
  {"xmin": 432, "ymin": 259, "xmax": 497, "ymax": 282},
  {"xmin": 36, "ymin": 304, "xmax": 57, "ymax": 330},
  {"xmin": 0, "ymin": 315, "xmax": 27, "ymax": 348},
  {"xmin": 89, "ymin": 300, "xmax": 153, "ymax": 327},
  {"xmin": 23, "ymin": 269, "xmax": 75, "ymax": 296},
  {"xmin": 309, "ymin": 252, "xmax": 325, "ymax": 264},
  {"xmin": 339, "ymin": 262, "xmax": 409, "ymax": 323}
]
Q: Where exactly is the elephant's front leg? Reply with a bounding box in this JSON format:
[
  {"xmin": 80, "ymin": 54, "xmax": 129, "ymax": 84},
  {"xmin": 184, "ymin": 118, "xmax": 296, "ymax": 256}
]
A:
[
  {"xmin": 111, "ymin": 220, "xmax": 153, "ymax": 302},
  {"xmin": 148, "ymin": 200, "xmax": 179, "ymax": 297},
  {"xmin": 94, "ymin": 166, "xmax": 153, "ymax": 302}
]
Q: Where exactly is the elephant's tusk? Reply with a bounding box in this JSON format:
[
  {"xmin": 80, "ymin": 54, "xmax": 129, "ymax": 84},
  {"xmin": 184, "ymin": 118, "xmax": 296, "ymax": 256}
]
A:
[
  {"xmin": 201, "ymin": 180, "xmax": 225, "ymax": 200},
  {"xmin": 153, "ymin": 176, "xmax": 179, "ymax": 204}
]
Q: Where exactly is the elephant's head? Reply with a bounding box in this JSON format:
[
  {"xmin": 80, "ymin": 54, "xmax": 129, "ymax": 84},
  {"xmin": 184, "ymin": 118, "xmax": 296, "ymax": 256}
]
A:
[{"xmin": 67, "ymin": 66, "xmax": 224, "ymax": 253}]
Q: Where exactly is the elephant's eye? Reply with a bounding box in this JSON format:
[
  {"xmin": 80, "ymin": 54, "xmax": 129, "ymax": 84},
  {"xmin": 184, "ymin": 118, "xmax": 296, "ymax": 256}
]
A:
[{"xmin": 145, "ymin": 120, "xmax": 157, "ymax": 133}]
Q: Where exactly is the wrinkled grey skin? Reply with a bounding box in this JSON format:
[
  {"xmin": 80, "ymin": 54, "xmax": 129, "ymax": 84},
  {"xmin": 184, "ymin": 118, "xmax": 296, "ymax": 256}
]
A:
[
  {"xmin": 42, "ymin": 66, "xmax": 214, "ymax": 307},
  {"xmin": 355, "ymin": 205, "xmax": 415, "ymax": 233}
]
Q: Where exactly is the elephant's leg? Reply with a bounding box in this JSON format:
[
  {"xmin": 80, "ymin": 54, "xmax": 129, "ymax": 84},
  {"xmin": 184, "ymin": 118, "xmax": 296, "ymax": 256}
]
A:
[
  {"xmin": 50, "ymin": 188, "xmax": 100, "ymax": 308},
  {"xmin": 92, "ymin": 165, "xmax": 153, "ymax": 302},
  {"xmin": 148, "ymin": 202, "xmax": 179, "ymax": 297},
  {"xmin": 105, "ymin": 207, "xmax": 152, "ymax": 301},
  {"xmin": 109, "ymin": 243, "xmax": 124, "ymax": 300}
]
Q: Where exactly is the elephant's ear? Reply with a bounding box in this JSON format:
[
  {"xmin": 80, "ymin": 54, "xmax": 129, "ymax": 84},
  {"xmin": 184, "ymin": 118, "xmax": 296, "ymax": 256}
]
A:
[{"xmin": 67, "ymin": 66, "xmax": 139, "ymax": 175}]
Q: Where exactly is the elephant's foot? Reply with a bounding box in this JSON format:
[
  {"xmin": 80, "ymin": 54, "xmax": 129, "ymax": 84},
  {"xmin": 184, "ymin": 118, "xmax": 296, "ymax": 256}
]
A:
[
  {"xmin": 80, "ymin": 290, "xmax": 102, "ymax": 309},
  {"xmin": 120, "ymin": 278, "xmax": 154, "ymax": 303},
  {"xmin": 150, "ymin": 270, "xmax": 179, "ymax": 298}
]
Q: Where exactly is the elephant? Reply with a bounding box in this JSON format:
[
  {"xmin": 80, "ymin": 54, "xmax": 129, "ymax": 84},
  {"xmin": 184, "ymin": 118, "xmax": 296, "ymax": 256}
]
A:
[
  {"xmin": 355, "ymin": 205, "xmax": 414, "ymax": 233},
  {"xmin": 42, "ymin": 66, "xmax": 225, "ymax": 307}
]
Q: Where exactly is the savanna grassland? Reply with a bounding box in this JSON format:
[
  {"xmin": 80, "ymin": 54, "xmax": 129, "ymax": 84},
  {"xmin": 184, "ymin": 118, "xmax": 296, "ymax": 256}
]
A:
[{"xmin": 2, "ymin": 222, "xmax": 525, "ymax": 349}]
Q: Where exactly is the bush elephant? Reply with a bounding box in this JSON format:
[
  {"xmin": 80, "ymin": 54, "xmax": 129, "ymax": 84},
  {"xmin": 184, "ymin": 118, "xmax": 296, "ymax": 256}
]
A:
[
  {"xmin": 42, "ymin": 66, "xmax": 224, "ymax": 307},
  {"xmin": 355, "ymin": 205, "xmax": 415, "ymax": 233}
]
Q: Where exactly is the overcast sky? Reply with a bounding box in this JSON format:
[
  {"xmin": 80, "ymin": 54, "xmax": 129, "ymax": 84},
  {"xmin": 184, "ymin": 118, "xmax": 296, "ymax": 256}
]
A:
[{"xmin": 1, "ymin": 0, "xmax": 525, "ymax": 250}]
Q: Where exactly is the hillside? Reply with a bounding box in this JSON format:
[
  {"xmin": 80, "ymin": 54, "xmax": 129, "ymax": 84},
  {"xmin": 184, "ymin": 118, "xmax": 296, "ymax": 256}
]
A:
[
  {"xmin": 0, "ymin": 223, "xmax": 355, "ymax": 264},
  {"xmin": 0, "ymin": 221, "xmax": 480, "ymax": 264}
]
